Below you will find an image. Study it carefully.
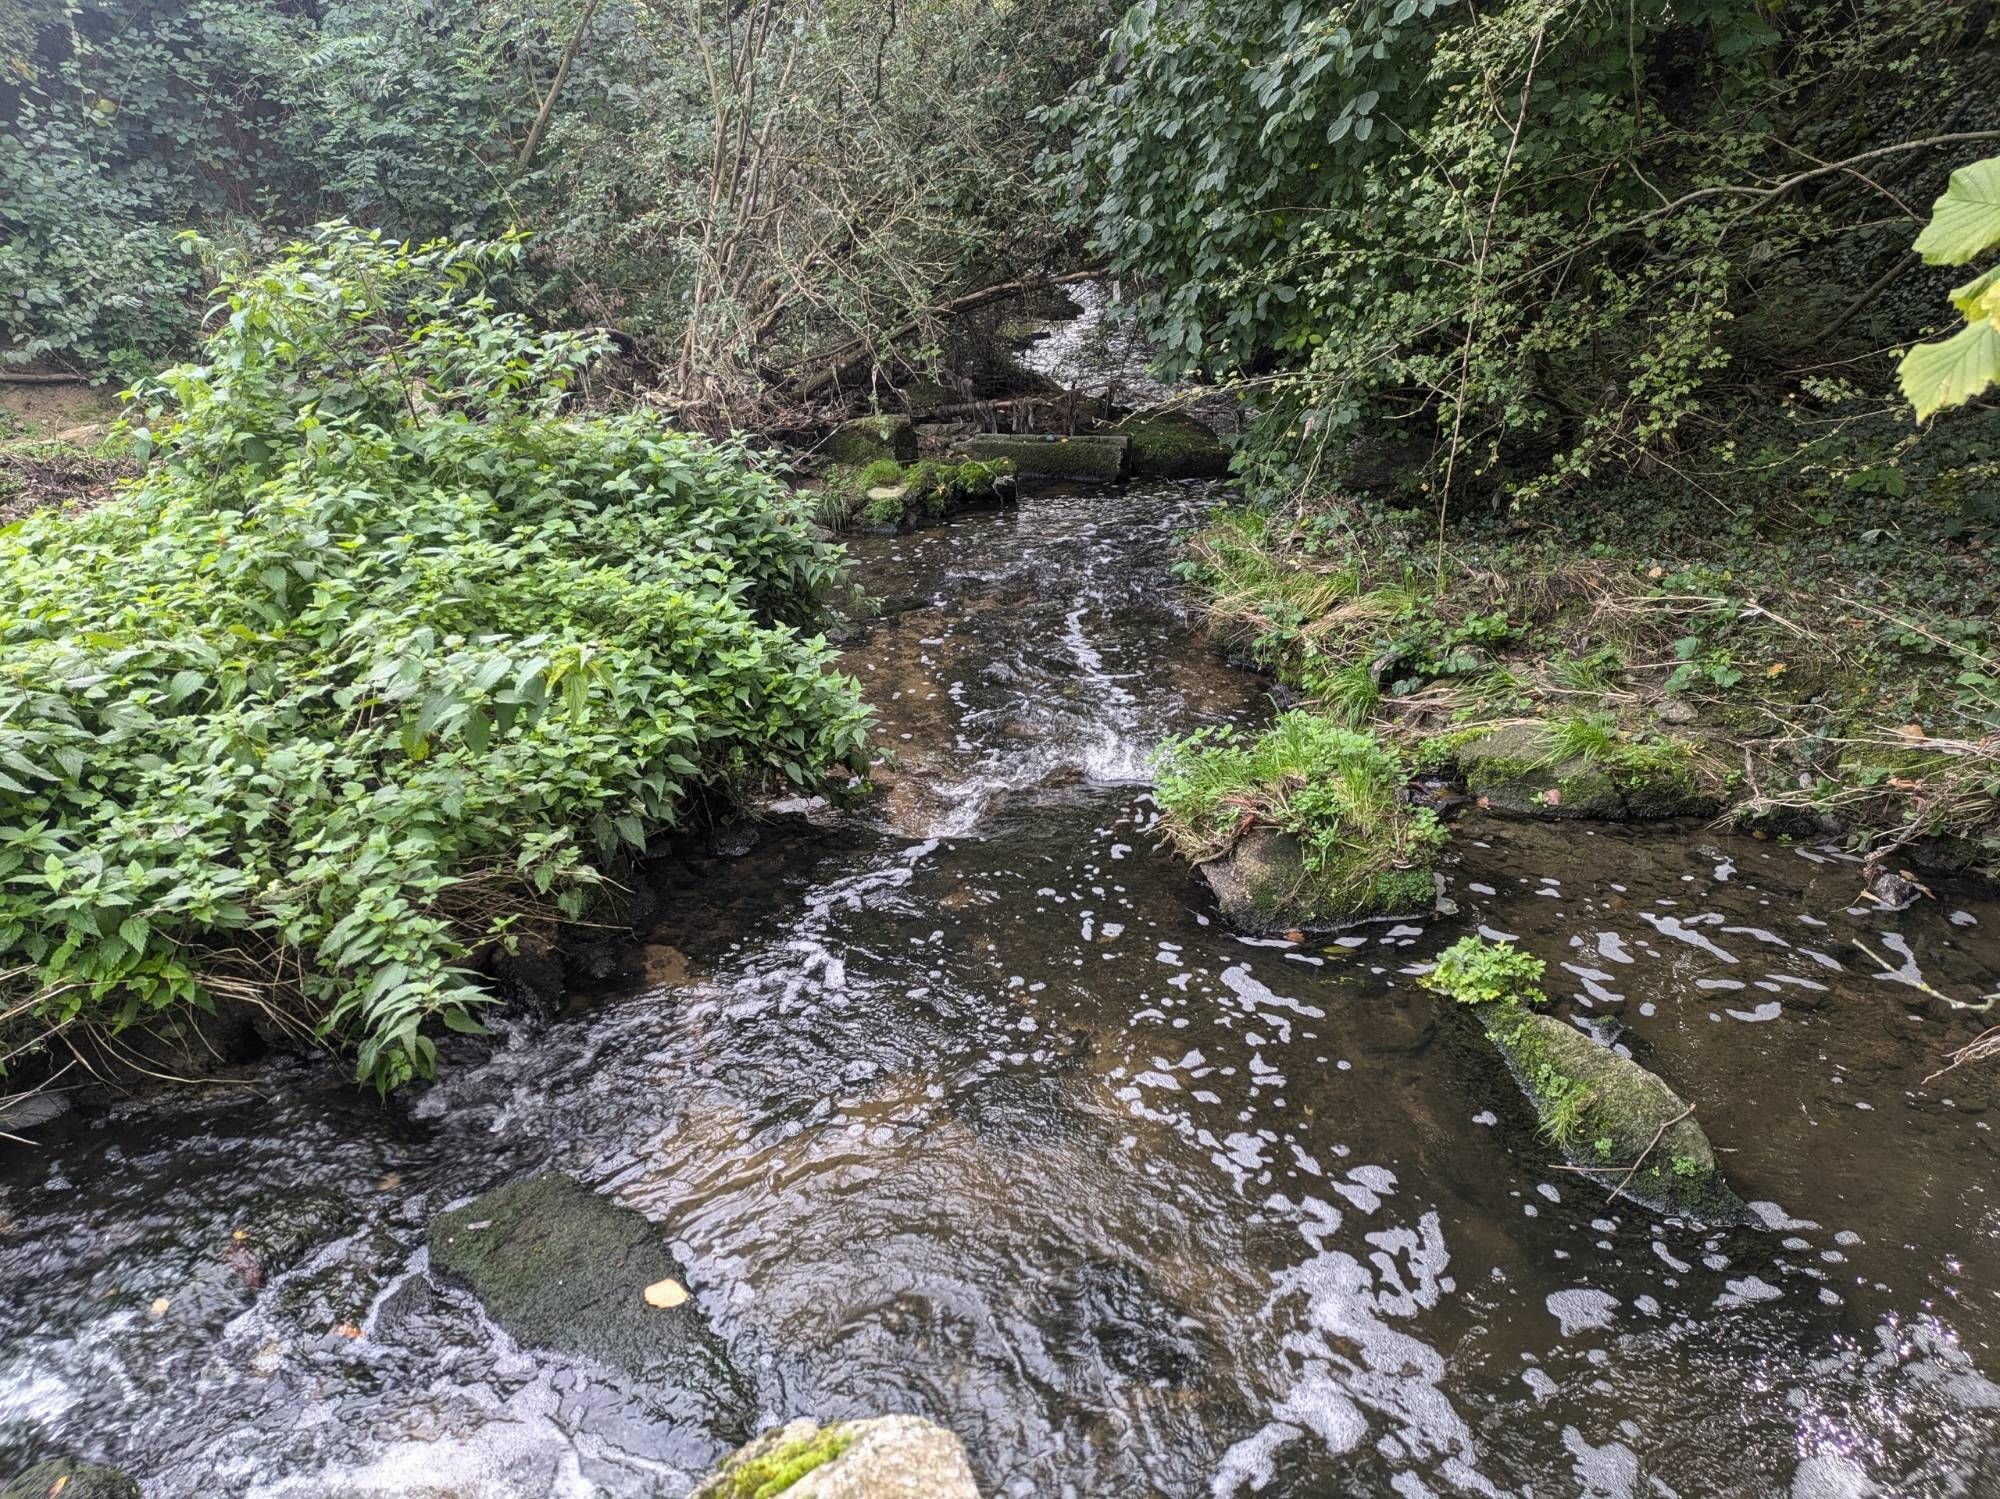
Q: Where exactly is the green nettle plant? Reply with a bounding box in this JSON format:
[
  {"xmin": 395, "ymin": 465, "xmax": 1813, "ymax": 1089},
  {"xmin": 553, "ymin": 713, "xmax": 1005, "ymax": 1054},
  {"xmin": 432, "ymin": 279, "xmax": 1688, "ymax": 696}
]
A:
[
  {"xmin": 1900, "ymin": 156, "xmax": 2000, "ymax": 421},
  {"xmin": 0, "ymin": 226, "xmax": 871, "ymax": 1090}
]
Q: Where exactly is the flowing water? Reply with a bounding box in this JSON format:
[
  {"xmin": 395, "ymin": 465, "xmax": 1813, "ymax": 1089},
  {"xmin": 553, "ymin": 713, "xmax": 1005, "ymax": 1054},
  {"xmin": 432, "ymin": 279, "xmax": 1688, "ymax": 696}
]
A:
[{"xmin": 3, "ymin": 475, "xmax": 1999, "ymax": 1498}]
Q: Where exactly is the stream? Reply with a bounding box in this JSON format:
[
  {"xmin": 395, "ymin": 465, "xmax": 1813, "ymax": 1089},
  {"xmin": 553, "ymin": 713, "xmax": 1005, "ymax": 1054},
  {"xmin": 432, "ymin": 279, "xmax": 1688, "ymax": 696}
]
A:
[{"xmin": 3, "ymin": 409, "xmax": 2000, "ymax": 1493}]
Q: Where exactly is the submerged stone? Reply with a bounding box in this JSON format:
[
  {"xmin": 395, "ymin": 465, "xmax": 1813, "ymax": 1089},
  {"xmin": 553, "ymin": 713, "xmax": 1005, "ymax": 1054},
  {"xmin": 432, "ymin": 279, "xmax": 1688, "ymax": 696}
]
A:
[
  {"xmin": 692, "ymin": 1415, "xmax": 978, "ymax": 1499},
  {"xmin": 965, "ymin": 432, "xmax": 1128, "ymax": 481},
  {"xmin": 2, "ymin": 1460, "xmax": 139, "ymax": 1499},
  {"xmin": 1477, "ymin": 1007, "xmax": 1746, "ymax": 1222},
  {"xmin": 427, "ymin": 1172, "xmax": 751, "ymax": 1429},
  {"xmin": 1199, "ymin": 827, "xmax": 1435, "ymax": 935}
]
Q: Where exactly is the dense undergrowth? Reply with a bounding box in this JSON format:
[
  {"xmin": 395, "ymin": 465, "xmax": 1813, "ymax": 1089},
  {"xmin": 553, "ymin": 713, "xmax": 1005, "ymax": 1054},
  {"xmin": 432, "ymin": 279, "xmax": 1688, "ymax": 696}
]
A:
[{"xmin": 0, "ymin": 229, "xmax": 871, "ymax": 1090}]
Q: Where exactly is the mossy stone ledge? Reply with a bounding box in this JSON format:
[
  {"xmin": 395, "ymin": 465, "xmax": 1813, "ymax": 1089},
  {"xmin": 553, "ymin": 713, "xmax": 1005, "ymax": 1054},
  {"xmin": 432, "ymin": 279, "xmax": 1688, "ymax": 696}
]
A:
[
  {"xmin": 1109, "ymin": 411, "xmax": 1230, "ymax": 479},
  {"xmin": 692, "ymin": 1415, "xmax": 979, "ymax": 1499},
  {"xmin": 1452, "ymin": 722, "xmax": 1718, "ymax": 821},
  {"xmin": 964, "ymin": 432, "xmax": 1129, "ymax": 481},
  {"xmin": 1477, "ymin": 1007, "xmax": 1747, "ymax": 1222}
]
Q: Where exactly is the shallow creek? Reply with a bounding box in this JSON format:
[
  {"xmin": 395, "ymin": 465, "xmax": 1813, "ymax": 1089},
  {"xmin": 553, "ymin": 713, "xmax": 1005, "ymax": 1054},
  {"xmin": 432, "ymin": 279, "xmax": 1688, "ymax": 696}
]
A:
[{"xmin": 2, "ymin": 478, "xmax": 1998, "ymax": 1498}]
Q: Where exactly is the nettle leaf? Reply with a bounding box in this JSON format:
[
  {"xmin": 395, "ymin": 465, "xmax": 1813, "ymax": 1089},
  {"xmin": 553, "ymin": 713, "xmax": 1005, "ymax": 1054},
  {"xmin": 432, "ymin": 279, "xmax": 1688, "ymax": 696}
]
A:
[
  {"xmin": 1899, "ymin": 321, "xmax": 2000, "ymax": 422},
  {"xmin": 1914, "ymin": 156, "xmax": 2000, "ymax": 267}
]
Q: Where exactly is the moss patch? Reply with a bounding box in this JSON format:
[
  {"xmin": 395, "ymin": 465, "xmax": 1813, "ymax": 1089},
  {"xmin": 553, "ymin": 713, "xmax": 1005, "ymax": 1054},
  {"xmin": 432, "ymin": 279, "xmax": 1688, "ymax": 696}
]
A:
[
  {"xmin": 964, "ymin": 432, "xmax": 1128, "ymax": 481},
  {"xmin": 1446, "ymin": 721, "xmax": 1718, "ymax": 820},
  {"xmin": 700, "ymin": 1426, "xmax": 856, "ymax": 1499},
  {"xmin": 818, "ymin": 457, "xmax": 1015, "ymax": 532}
]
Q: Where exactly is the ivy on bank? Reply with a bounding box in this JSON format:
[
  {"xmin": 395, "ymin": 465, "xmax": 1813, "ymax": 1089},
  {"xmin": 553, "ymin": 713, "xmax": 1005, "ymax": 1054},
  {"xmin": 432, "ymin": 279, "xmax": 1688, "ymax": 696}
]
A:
[{"xmin": 0, "ymin": 227, "xmax": 871, "ymax": 1091}]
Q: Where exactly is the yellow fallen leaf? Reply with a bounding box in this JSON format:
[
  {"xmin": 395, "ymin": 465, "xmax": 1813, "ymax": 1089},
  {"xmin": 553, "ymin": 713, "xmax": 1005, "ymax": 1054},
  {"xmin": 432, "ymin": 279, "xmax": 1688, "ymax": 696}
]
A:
[
  {"xmin": 1893, "ymin": 723, "xmax": 1927, "ymax": 740},
  {"xmin": 332, "ymin": 1322, "xmax": 363, "ymax": 1339},
  {"xmin": 148, "ymin": 1297, "xmax": 170, "ymax": 1318},
  {"xmin": 1765, "ymin": 662, "xmax": 1786, "ymax": 677},
  {"xmin": 643, "ymin": 1277, "xmax": 689, "ymax": 1310}
]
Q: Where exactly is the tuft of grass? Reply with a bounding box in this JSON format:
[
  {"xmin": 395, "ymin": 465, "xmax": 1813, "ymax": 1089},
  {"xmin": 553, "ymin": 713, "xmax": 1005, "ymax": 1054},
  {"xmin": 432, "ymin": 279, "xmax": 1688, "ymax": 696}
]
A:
[{"xmin": 1539, "ymin": 710, "xmax": 1621, "ymax": 765}]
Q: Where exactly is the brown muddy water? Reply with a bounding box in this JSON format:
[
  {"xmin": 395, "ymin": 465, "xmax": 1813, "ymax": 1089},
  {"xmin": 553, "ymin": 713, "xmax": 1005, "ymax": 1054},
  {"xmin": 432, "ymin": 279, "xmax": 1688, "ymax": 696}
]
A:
[{"xmin": 1, "ymin": 479, "xmax": 1997, "ymax": 1498}]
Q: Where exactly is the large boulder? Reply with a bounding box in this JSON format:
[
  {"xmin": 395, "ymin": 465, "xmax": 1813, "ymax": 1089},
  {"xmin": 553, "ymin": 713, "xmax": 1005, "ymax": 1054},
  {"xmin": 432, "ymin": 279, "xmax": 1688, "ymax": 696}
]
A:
[
  {"xmin": 1108, "ymin": 411, "xmax": 1230, "ymax": 479},
  {"xmin": 1199, "ymin": 827, "xmax": 1435, "ymax": 934},
  {"xmin": 2, "ymin": 1460, "xmax": 140, "ymax": 1499},
  {"xmin": 428, "ymin": 1173, "xmax": 751, "ymax": 1429},
  {"xmin": 1477, "ymin": 1007, "xmax": 1745, "ymax": 1222},
  {"xmin": 964, "ymin": 432, "xmax": 1128, "ymax": 481},
  {"xmin": 823, "ymin": 416, "xmax": 918, "ymax": 466},
  {"xmin": 692, "ymin": 1416, "xmax": 979, "ymax": 1499}
]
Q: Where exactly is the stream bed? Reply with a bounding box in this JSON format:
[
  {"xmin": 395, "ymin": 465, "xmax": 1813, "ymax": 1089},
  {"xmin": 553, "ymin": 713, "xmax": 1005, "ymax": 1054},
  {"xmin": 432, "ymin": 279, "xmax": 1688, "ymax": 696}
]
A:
[{"xmin": 2, "ymin": 477, "xmax": 1998, "ymax": 1498}]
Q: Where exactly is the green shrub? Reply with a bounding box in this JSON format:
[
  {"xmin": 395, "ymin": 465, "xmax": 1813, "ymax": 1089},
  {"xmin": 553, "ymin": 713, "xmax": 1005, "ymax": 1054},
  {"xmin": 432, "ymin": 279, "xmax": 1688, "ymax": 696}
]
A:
[
  {"xmin": 0, "ymin": 227, "xmax": 870, "ymax": 1090},
  {"xmin": 1153, "ymin": 711, "xmax": 1443, "ymax": 912},
  {"xmin": 1422, "ymin": 935, "xmax": 1546, "ymax": 1008}
]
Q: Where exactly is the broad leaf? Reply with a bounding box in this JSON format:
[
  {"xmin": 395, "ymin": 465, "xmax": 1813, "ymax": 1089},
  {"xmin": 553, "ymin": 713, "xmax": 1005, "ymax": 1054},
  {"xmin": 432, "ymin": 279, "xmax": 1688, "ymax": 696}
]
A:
[
  {"xmin": 1913, "ymin": 156, "xmax": 2000, "ymax": 266},
  {"xmin": 1898, "ymin": 320, "xmax": 2000, "ymax": 421}
]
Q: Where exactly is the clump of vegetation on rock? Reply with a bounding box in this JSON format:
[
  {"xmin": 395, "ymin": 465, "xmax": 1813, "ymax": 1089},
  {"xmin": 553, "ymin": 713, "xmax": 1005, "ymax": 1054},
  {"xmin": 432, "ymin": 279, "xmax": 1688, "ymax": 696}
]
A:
[
  {"xmin": 819, "ymin": 456, "xmax": 1015, "ymax": 532},
  {"xmin": 0, "ymin": 228, "xmax": 871, "ymax": 1091},
  {"xmin": 1154, "ymin": 712, "xmax": 1443, "ymax": 930},
  {"xmin": 1425, "ymin": 936, "xmax": 1743, "ymax": 1220}
]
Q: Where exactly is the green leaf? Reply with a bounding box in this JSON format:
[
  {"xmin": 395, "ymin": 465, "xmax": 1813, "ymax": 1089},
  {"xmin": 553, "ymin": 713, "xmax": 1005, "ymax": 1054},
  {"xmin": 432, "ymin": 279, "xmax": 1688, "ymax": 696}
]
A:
[
  {"xmin": 1899, "ymin": 320, "xmax": 2000, "ymax": 421},
  {"xmin": 1913, "ymin": 156, "xmax": 2000, "ymax": 266}
]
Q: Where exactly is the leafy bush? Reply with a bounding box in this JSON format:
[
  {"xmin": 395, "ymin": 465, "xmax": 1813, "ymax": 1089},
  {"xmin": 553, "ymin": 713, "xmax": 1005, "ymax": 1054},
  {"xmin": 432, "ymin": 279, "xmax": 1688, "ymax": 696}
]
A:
[
  {"xmin": 0, "ymin": 227, "xmax": 870, "ymax": 1090},
  {"xmin": 1421, "ymin": 936, "xmax": 1547, "ymax": 1009},
  {"xmin": 1153, "ymin": 711, "xmax": 1443, "ymax": 911},
  {"xmin": 1901, "ymin": 155, "xmax": 2000, "ymax": 420}
]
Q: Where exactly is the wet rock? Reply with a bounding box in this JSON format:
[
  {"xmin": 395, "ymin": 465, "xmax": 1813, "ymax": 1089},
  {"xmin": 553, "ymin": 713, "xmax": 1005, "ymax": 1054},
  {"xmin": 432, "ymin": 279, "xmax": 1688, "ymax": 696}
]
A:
[
  {"xmin": 1108, "ymin": 411, "xmax": 1230, "ymax": 479},
  {"xmin": 1476, "ymin": 1008, "xmax": 1746, "ymax": 1223},
  {"xmin": 1199, "ymin": 827, "xmax": 1434, "ymax": 935},
  {"xmin": 427, "ymin": 1172, "xmax": 751, "ymax": 1430},
  {"xmin": 1863, "ymin": 866, "xmax": 1924, "ymax": 912},
  {"xmin": 2, "ymin": 1459, "xmax": 140, "ymax": 1499},
  {"xmin": 691, "ymin": 1415, "xmax": 978, "ymax": 1499},
  {"xmin": 965, "ymin": 432, "xmax": 1128, "ymax": 481},
  {"xmin": 823, "ymin": 416, "xmax": 917, "ymax": 465}
]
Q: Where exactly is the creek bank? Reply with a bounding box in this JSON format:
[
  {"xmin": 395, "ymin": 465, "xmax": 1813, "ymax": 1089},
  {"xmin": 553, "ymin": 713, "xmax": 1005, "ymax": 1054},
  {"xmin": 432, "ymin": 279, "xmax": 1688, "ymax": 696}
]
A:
[
  {"xmin": 427, "ymin": 1172, "xmax": 752, "ymax": 1435},
  {"xmin": 693, "ymin": 1416, "xmax": 979, "ymax": 1499}
]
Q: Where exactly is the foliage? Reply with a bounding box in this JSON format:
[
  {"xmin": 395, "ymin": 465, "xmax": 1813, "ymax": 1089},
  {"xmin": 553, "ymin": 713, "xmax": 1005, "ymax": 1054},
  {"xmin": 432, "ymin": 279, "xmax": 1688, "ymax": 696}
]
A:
[
  {"xmin": 1053, "ymin": 0, "xmax": 1989, "ymax": 514},
  {"xmin": 1, "ymin": 0, "xmax": 1108, "ymax": 400},
  {"xmin": 0, "ymin": 0, "xmax": 531, "ymax": 376},
  {"xmin": 1900, "ymin": 155, "xmax": 2000, "ymax": 420},
  {"xmin": 1422, "ymin": 936, "xmax": 1546, "ymax": 1009},
  {"xmin": 1153, "ymin": 711, "xmax": 1444, "ymax": 911},
  {"xmin": 0, "ymin": 227, "xmax": 870, "ymax": 1089}
]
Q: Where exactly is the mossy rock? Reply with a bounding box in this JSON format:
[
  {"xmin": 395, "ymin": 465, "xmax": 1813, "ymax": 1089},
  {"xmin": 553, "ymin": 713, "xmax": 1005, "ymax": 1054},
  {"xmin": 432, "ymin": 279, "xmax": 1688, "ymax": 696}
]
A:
[
  {"xmin": 964, "ymin": 432, "xmax": 1128, "ymax": 481},
  {"xmin": 1200, "ymin": 827, "xmax": 1436, "ymax": 934},
  {"xmin": 1110, "ymin": 411, "xmax": 1230, "ymax": 479},
  {"xmin": 692, "ymin": 1415, "xmax": 978, "ymax": 1499},
  {"xmin": 1453, "ymin": 723, "xmax": 1717, "ymax": 820},
  {"xmin": 2, "ymin": 1460, "xmax": 139, "ymax": 1499},
  {"xmin": 428, "ymin": 1172, "xmax": 751, "ymax": 1429},
  {"xmin": 823, "ymin": 416, "xmax": 918, "ymax": 466},
  {"xmin": 829, "ymin": 458, "xmax": 1015, "ymax": 533},
  {"xmin": 1477, "ymin": 1007, "xmax": 1746, "ymax": 1222}
]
